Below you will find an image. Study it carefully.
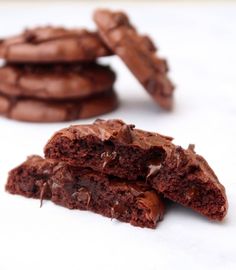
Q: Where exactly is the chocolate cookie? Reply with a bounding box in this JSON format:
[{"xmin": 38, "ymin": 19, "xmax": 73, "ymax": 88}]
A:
[
  {"xmin": 0, "ymin": 90, "xmax": 118, "ymax": 122},
  {"xmin": 6, "ymin": 156, "xmax": 164, "ymax": 228},
  {"xmin": 93, "ymin": 9, "xmax": 174, "ymax": 110},
  {"xmin": 0, "ymin": 26, "xmax": 112, "ymax": 63},
  {"xmin": 0, "ymin": 63, "xmax": 116, "ymax": 99},
  {"xmin": 44, "ymin": 119, "xmax": 227, "ymax": 220}
]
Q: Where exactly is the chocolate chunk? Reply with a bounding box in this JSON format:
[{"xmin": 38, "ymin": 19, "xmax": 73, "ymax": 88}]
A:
[
  {"xmin": 0, "ymin": 63, "xmax": 116, "ymax": 99},
  {"xmin": 44, "ymin": 119, "xmax": 227, "ymax": 221},
  {"xmin": 101, "ymin": 151, "xmax": 117, "ymax": 169},
  {"xmin": 72, "ymin": 187, "xmax": 91, "ymax": 207},
  {"xmin": 116, "ymin": 124, "xmax": 134, "ymax": 144},
  {"xmin": 0, "ymin": 26, "xmax": 112, "ymax": 63},
  {"xmin": 137, "ymin": 191, "xmax": 164, "ymax": 224},
  {"xmin": 93, "ymin": 9, "xmax": 174, "ymax": 110},
  {"xmin": 147, "ymin": 164, "xmax": 162, "ymax": 178},
  {"xmin": 6, "ymin": 156, "xmax": 164, "ymax": 229},
  {"xmin": 0, "ymin": 90, "xmax": 118, "ymax": 123}
]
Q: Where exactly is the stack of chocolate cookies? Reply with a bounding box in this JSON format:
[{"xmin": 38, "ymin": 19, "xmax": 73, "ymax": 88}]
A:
[
  {"xmin": 0, "ymin": 26, "xmax": 118, "ymax": 122},
  {"xmin": 0, "ymin": 9, "xmax": 175, "ymax": 122},
  {"xmin": 6, "ymin": 119, "xmax": 228, "ymax": 229}
]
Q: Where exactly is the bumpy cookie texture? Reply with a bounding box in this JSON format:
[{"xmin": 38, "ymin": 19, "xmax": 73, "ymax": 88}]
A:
[
  {"xmin": 0, "ymin": 63, "xmax": 116, "ymax": 99},
  {"xmin": 94, "ymin": 9, "xmax": 174, "ymax": 110},
  {"xmin": 0, "ymin": 89, "xmax": 118, "ymax": 122},
  {"xmin": 0, "ymin": 26, "xmax": 112, "ymax": 63},
  {"xmin": 6, "ymin": 156, "xmax": 164, "ymax": 228},
  {"xmin": 44, "ymin": 119, "xmax": 171, "ymax": 179},
  {"xmin": 44, "ymin": 119, "xmax": 227, "ymax": 220}
]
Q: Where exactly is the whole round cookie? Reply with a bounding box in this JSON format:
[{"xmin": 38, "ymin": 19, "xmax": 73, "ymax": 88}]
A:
[
  {"xmin": 0, "ymin": 26, "xmax": 112, "ymax": 63},
  {"xmin": 0, "ymin": 63, "xmax": 116, "ymax": 99},
  {"xmin": 0, "ymin": 89, "xmax": 118, "ymax": 123},
  {"xmin": 94, "ymin": 9, "xmax": 174, "ymax": 110}
]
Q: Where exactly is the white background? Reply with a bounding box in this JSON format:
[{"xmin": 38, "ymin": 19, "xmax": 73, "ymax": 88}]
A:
[{"xmin": 0, "ymin": 1, "xmax": 236, "ymax": 270}]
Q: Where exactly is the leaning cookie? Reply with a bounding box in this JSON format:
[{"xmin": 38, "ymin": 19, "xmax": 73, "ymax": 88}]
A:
[
  {"xmin": 94, "ymin": 9, "xmax": 174, "ymax": 110},
  {"xmin": 0, "ymin": 63, "xmax": 116, "ymax": 99},
  {"xmin": 0, "ymin": 89, "xmax": 118, "ymax": 122},
  {"xmin": 0, "ymin": 26, "xmax": 112, "ymax": 63}
]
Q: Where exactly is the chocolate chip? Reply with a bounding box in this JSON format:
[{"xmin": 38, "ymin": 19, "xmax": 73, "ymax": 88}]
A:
[
  {"xmin": 147, "ymin": 164, "xmax": 162, "ymax": 179},
  {"xmin": 72, "ymin": 187, "xmax": 91, "ymax": 207},
  {"xmin": 101, "ymin": 151, "xmax": 117, "ymax": 168},
  {"xmin": 116, "ymin": 124, "xmax": 134, "ymax": 144},
  {"xmin": 137, "ymin": 191, "xmax": 162, "ymax": 223}
]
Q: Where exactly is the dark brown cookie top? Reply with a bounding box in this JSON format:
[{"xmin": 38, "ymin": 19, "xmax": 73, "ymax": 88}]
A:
[
  {"xmin": 0, "ymin": 63, "xmax": 116, "ymax": 99},
  {"xmin": 48, "ymin": 118, "xmax": 173, "ymax": 150},
  {"xmin": 0, "ymin": 26, "xmax": 112, "ymax": 63},
  {"xmin": 0, "ymin": 90, "xmax": 118, "ymax": 123},
  {"xmin": 93, "ymin": 9, "xmax": 174, "ymax": 110}
]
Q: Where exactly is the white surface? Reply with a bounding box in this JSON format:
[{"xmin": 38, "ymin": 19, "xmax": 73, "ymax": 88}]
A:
[{"xmin": 0, "ymin": 2, "xmax": 236, "ymax": 270}]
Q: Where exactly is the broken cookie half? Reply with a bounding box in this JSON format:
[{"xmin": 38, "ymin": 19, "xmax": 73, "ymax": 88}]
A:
[{"xmin": 6, "ymin": 155, "xmax": 164, "ymax": 229}]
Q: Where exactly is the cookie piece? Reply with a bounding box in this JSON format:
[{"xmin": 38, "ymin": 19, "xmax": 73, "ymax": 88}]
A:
[
  {"xmin": 6, "ymin": 156, "xmax": 53, "ymax": 200},
  {"xmin": 0, "ymin": 63, "xmax": 116, "ymax": 99},
  {"xmin": 0, "ymin": 26, "xmax": 112, "ymax": 63},
  {"xmin": 0, "ymin": 89, "xmax": 118, "ymax": 122},
  {"xmin": 6, "ymin": 156, "xmax": 164, "ymax": 229},
  {"xmin": 94, "ymin": 9, "xmax": 174, "ymax": 110},
  {"xmin": 44, "ymin": 119, "xmax": 227, "ymax": 220},
  {"xmin": 150, "ymin": 144, "xmax": 228, "ymax": 221}
]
